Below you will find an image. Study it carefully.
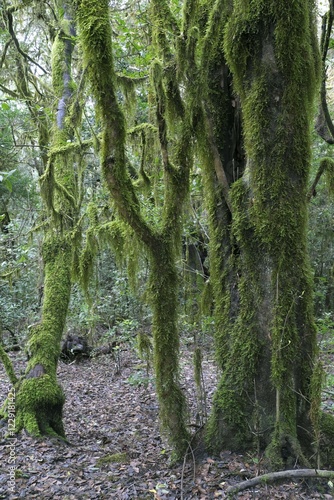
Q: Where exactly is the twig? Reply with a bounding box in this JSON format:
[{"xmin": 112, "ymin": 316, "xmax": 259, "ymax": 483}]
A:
[
  {"xmin": 180, "ymin": 440, "xmax": 196, "ymax": 500},
  {"xmin": 323, "ymin": 389, "xmax": 334, "ymax": 397},
  {"xmin": 226, "ymin": 469, "xmax": 334, "ymax": 496}
]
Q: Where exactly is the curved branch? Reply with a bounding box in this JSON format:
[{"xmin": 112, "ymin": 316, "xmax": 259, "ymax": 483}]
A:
[
  {"xmin": 5, "ymin": 9, "xmax": 48, "ymax": 75},
  {"xmin": 307, "ymin": 157, "xmax": 334, "ymax": 201},
  {"xmin": 76, "ymin": 0, "xmax": 157, "ymax": 249},
  {"xmin": 0, "ymin": 83, "xmax": 19, "ymax": 99},
  {"xmin": 204, "ymin": 112, "xmax": 232, "ymax": 213},
  {"xmin": 226, "ymin": 469, "xmax": 334, "ymax": 496},
  {"xmin": 316, "ymin": 5, "xmax": 334, "ymax": 143},
  {"xmin": 0, "ymin": 39, "xmax": 12, "ymax": 70},
  {"xmin": 307, "ymin": 160, "xmax": 326, "ymax": 201}
]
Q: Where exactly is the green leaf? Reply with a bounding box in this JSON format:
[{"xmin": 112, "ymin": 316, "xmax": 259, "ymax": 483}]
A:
[{"xmin": 1, "ymin": 102, "xmax": 10, "ymax": 111}]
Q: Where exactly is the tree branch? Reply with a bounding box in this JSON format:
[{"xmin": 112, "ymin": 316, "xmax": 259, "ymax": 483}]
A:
[
  {"xmin": 226, "ymin": 469, "xmax": 334, "ymax": 495},
  {"xmin": 315, "ymin": 5, "xmax": 334, "ymax": 144},
  {"xmin": 5, "ymin": 9, "xmax": 48, "ymax": 75},
  {"xmin": 0, "ymin": 39, "xmax": 13, "ymax": 70},
  {"xmin": 307, "ymin": 159, "xmax": 326, "ymax": 201},
  {"xmin": 307, "ymin": 157, "xmax": 334, "ymax": 201},
  {"xmin": 204, "ymin": 112, "xmax": 232, "ymax": 213}
]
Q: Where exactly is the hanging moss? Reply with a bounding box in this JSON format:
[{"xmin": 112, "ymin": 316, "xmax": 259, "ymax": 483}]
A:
[{"xmin": 77, "ymin": 0, "xmax": 191, "ymax": 459}]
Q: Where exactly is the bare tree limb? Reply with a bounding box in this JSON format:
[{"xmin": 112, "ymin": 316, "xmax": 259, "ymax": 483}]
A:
[
  {"xmin": 5, "ymin": 9, "xmax": 48, "ymax": 75},
  {"xmin": 307, "ymin": 160, "xmax": 326, "ymax": 201},
  {"xmin": 226, "ymin": 469, "xmax": 334, "ymax": 495},
  {"xmin": 316, "ymin": 3, "xmax": 334, "ymax": 144},
  {"xmin": 204, "ymin": 112, "xmax": 232, "ymax": 213}
]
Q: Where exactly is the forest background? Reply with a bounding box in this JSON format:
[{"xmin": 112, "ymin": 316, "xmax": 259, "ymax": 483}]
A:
[{"xmin": 1, "ymin": 0, "xmax": 334, "ymax": 489}]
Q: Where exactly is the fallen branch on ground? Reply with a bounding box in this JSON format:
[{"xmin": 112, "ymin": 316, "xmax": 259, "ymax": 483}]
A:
[{"xmin": 226, "ymin": 469, "xmax": 334, "ymax": 495}]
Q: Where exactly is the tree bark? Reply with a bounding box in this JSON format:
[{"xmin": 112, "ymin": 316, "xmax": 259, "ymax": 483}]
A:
[
  {"xmin": 75, "ymin": 0, "xmax": 191, "ymax": 457},
  {"xmin": 16, "ymin": 237, "xmax": 71, "ymax": 437},
  {"xmin": 206, "ymin": 0, "xmax": 334, "ymax": 468},
  {"xmin": 15, "ymin": 2, "xmax": 78, "ymax": 438}
]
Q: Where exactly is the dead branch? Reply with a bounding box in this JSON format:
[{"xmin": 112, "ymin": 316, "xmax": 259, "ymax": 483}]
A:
[{"xmin": 226, "ymin": 469, "xmax": 334, "ymax": 496}]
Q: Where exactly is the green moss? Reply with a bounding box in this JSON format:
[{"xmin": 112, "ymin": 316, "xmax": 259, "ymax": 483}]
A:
[
  {"xmin": 320, "ymin": 412, "xmax": 334, "ymax": 467},
  {"xmin": 15, "ymin": 5, "xmax": 81, "ymax": 440},
  {"xmin": 51, "ymin": 35, "xmax": 67, "ymax": 96},
  {"xmin": 203, "ymin": 0, "xmax": 322, "ymax": 461},
  {"xmin": 78, "ymin": 0, "xmax": 191, "ymax": 459},
  {"xmin": 0, "ymin": 344, "xmax": 18, "ymax": 386},
  {"xmin": 97, "ymin": 452, "xmax": 129, "ymax": 466},
  {"xmin": 16, "ymin": 376, "xmax": 65, "ymax": 437},
  {"xmin": 205, "ymin": 0, "xmax": 319, "ymax": 461},
  {"xmin": 148, "ymin": 242, "xmax": 190, "ymax": 454},
  {"xmin": 16, "ymin": 235, "xmax": 71, "ymax": 438}
]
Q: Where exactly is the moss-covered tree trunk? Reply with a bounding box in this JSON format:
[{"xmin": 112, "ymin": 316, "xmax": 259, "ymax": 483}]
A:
[
  {"xmin": 16, "ymin": 237, "xmax": 71, "ymax": 436},
  {"xmin": 75, "ymin": 0, "xmax": 190, "ymax": 457},
  {"xmin": 205, "ymin": 0, "xmax": 334, "ymax": 467},
  {"xmin": 15, "ymin": 2, "xmax": 78, "ymax": 437}
]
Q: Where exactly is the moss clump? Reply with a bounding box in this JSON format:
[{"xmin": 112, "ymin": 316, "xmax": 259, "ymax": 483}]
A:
[{"xmin": 97, "ymin": 452, "xmax": 129, "ymax": 466}]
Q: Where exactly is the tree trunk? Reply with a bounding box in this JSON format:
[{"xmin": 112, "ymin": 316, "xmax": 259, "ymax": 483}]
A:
[
  {"xmin": 206, "ymin": 0, "xmax": 334, "ymax": 468},
  {"xmin": 149, "ymin": 241, "xmax": 189, "ymax": 452},
  {"xmin": 16, "ymin": 237, "xmax": 71, "ymax": 436},
  {"xmin": 15, "ymin": 2, "xmax": 78, "ymax": 438},
  {"xmin": 75, "ymin": 0, "xmax": 190, "ymax": 457}
]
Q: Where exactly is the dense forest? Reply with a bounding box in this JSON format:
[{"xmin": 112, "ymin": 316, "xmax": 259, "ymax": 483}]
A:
[{"xmin": 1, "ymin": 0, "xmax": 334, "ymax": 497}]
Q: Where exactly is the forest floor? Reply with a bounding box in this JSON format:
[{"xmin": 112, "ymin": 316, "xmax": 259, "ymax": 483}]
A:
[{"xmin": 0, "ymin": 333, "xmax": 334, "ymax": 499}]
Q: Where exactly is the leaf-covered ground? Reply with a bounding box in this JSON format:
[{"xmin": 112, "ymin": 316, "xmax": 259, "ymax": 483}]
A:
[{"xmin": 0, "ymin": 340, "xmax": 334, "ymax": 499}]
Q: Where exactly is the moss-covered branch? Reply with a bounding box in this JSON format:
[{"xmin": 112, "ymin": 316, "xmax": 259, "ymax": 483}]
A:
[
  {"xmin": 5, "ymin": 8, "xmax": 48, "ymax": 75},
  {"xmin": 76, "ymin": 0, "xmax": 156, "ymax": 248},
  {"xmin": 76, "ymin": 0, "xmax": 191, "ymax": 457},
  {"xmin": 0, "ymin": 344, "xmax": 18, "ymax": 386}
]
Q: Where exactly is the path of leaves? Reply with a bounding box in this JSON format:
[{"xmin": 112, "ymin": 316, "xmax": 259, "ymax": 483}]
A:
[{"xmin": 0, "ymin": 343, "xmax": 334, "ymax": 499}]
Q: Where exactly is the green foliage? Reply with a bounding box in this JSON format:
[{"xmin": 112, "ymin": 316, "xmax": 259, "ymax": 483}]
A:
[{"xmin": 126, "ymin": 370, "xmax": 151, "ymax": 388}]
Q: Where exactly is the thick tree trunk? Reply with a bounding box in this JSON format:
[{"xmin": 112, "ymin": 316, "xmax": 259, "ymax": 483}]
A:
[
  {"xmin": 16, "ymin": 237, "xmax": 71, "ymax": 436},
  {"xmin": 15, "ymin": 2, "xmax": 77, "ymax": 438},
  {"xmin": 206, "ymin": 0, "xmax": 334, "ymax": 468}
]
